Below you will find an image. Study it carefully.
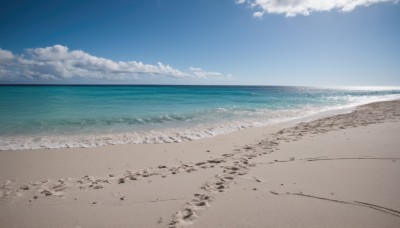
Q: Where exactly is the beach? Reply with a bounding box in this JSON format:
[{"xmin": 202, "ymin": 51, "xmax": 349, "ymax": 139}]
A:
[{"xmin": 1, "ymin": 99, "xmax": 400, "ymax": 227}]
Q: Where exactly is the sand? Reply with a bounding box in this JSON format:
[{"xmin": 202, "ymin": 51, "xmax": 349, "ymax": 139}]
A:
[{"xmin": 0, "ymin": 100, "xmax": 399, "ymax": 227}]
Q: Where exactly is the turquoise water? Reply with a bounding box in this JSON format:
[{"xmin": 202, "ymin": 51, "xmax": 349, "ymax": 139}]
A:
[{"xmin": 1, "ymin": 85, "xmax": 399, "ymax": 150}]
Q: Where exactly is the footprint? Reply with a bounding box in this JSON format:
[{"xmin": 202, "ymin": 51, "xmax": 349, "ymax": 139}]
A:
[{"xmin": 207, "ymin": 158, "xmax": 225, "ymax": 164}]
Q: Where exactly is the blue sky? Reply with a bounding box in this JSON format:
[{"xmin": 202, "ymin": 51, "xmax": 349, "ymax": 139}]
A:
[{"xmin": 0, "ymin": 0, "xmax": 399, "ymax": 86}]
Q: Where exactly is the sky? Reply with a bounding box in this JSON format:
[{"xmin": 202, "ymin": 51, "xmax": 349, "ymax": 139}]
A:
[{"xmin": 0, "ymin": 0, "xmax": 399, "ymax": 86}]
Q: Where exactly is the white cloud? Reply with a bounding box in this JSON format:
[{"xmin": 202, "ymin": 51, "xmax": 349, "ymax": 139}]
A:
[
  {"xmin": 253, "ymin": 11, "xmax": 264, "ymax": 18},
  {"xmin": 237, "ymin": 0, "xmax": 398, "ymax": 17},
  {"xmin": 0, "ymin": 45, "xmax": 233, "ymax": 83},
  {"xmin": 0, "ymin": 45, "xmax": 188, "ymax": 81},
  {"xmin": 189, "ymin": 67, "xmax": 232, "ymax": 80},
  {"xmin": 0, "ymin": 49, "xmax": 14, "ymax": 59}
]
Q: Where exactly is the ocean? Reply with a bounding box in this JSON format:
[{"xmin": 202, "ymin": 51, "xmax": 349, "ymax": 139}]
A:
[{"xmin": 1, "ymin": 85, "xmax": 399, "ymax": 150}]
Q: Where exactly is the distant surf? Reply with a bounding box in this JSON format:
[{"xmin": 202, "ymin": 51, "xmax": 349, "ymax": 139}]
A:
[{"xmin": 1, "ymin": 85, "xmax": 399, "ymax": 150}]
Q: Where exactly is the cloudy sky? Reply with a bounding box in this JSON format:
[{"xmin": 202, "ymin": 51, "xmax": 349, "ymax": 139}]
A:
[{"xmin": 0, "ymin": 0, "xmax": 399, "ymax": 85}]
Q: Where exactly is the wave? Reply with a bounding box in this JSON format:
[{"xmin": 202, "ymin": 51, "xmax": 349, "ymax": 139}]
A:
[{"xmin": 1, "ymin": 93, "xmax": 399, "ymax": 150}]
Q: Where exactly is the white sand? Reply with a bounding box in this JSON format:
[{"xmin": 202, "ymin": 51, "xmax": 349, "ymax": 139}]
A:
[{"xmin": 1, "ymin": 100, "xmax": 399, "ymax": 227}]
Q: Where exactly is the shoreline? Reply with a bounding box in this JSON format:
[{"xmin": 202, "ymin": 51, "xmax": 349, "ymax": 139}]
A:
[
  {"xmin": 2, "ymin": 97, "xmax": 399, "ymax": 151},
  {"xmin": 1, "ymin": 100, "xmax": 400, "ymax": 227}
]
